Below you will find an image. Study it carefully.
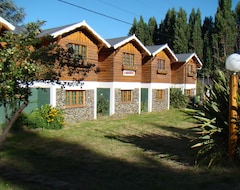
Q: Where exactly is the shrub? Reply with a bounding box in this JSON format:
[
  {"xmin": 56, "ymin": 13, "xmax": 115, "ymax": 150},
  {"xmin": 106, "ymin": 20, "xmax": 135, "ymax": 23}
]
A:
[
  {"xmin": 97, "ymin": 94, "xmax": 109, "ymax": 116},
  {"xmin": 170, "ymin": 88, "xmax": 188, "ymax": 109},
  {"xmin": 28, "ymin": 104, "xmax": 64, "ymax": 130},
  {"xmin": 189, "ymin": 70, "xmax": 240, "ymax": 167}
]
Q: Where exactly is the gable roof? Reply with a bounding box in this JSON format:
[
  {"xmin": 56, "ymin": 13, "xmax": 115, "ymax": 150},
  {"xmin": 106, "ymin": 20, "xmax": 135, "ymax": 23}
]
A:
[
  {"xmin": 38, "ymin": 20, "xmax": 111, "ymax": 48},
  {"xmin": 0, "ymin": 17, "xmax": 15, "ymax": 31},
  {"xmin": 175, "ymin": 53, "xmax": 202, "ymax": 68},
  {"xmin": 146, "ymin": 44, "xmax": 178, "ymax": 61},
  {"xmin": 106, "ymin": 34, "xmax": 151, "ymax": 56}
]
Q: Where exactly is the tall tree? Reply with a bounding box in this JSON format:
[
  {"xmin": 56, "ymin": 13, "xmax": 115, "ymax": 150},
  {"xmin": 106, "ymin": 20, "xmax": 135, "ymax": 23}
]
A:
[
  {"xmin": 135, "ymin": 16, "xmax": 149, "ymax": 45},
  {"xmin": 212, "ymin": 0, "xmax": 237, "ymax": 69},
  {"xmin": 128, "ymin": 17, "xmax": 138, "ymax": 36},
  {"xmin": 202, "ymin": 16, "xmax": 214, "ymax": 76},
  {"xmin": 173, "ymin": 7, "xmax": 189, "ymax": 53},
  {"xmin": 158, "ymin": 8, "xmax": 176, "ymax": 47},
  {"xmin": 0, "ymin": 0, "xmax": 25, "ymax": 25},
  {"xmin": 234, "ymin": 2, "xmax": 240, "ymax": 53},
  {"xmin": 147, "ymin": 16, "xmax": 158, "ymax": 45},
  {"xmin": 188, "ymin": 9, "xmax": 203, "ymax": 59}
]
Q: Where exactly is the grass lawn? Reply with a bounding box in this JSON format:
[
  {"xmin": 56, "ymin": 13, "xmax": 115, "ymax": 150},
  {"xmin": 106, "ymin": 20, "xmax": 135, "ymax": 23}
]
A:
[{"xmin": 0, "ymin": 109, "xmax": 239, "ymax": 190}]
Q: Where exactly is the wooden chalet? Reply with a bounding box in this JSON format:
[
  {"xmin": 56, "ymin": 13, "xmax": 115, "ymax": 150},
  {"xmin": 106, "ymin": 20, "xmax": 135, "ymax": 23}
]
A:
[
  {"xmin": 36, "ymin": 21, "xmax": 111, "ymax": 121},
  {"xmin": 143, "ymin": 44, "xmax": 178, "ymax": 112},
  {"xmin": 171, "ymin": 53, "xmax": 202, "ymax": 97},
  {"xmin": 98, "ymin": 35, "xmax": 151, "ymax": 116},
  {"xmin": 0, "ymin": 18, "xmax": 202, "ymax": 122}
]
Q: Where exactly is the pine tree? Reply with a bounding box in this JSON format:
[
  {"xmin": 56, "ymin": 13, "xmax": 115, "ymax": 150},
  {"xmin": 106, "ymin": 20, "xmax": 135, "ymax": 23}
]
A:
[
  {"xmin": 173, "ymin": 7, "xmax": 189, "ymax": 53},
  {"xmin": 212, "ymin": 0, "xmax": 237, "ymax": 69},
  {"xmin": 158, "ymin": 8, "xmax": 176, "ymax": 47},
  {"xmin": 188, "ymin": 9, "xmax": 203, "ymax": 59},
  {"xmin": 128, "ymin": 17, "xmax": 138, "ymax": 36},
  {"xmin": 234, "ymin": 2, "xmax": 240, "ymax": 53},
  {"xmin": 147, "ymin": 17, "xmax": 158, "ymax": 45},
  {"xmin": 202, "ymin": 16, "xmax": 214, "ymax": 76}
]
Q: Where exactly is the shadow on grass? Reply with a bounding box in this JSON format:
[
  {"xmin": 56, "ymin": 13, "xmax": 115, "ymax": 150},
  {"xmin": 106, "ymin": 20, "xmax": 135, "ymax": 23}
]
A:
[{"xmin": 0, "ymin": 128, "xmax": 239, "ymax": 190}]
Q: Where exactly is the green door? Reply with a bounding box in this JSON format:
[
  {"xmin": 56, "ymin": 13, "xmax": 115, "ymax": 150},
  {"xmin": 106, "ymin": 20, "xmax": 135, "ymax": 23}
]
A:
[
  {"xmin": 141, "ymin": 88, "xmax": 148, "ymax": 112},
  {"xmin": 97, "ymin": 88, "xmax": 110, "ymax": 116}
]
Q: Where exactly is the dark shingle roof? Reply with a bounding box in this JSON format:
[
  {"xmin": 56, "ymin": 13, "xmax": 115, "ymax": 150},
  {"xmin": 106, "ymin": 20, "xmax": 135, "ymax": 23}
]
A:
[
  {"xmin": 175, "ymin": 53, "xmax": 195, "ymax": 62},
  {"xmin": 37, "ymin": 23, "xmax": 77, "ymax": 37},
  {"xmin": 145, "ymin": 45, "xmax": 166, "ymax": 54},
  {"xmin": 106, "ymin": 36, "xmax": 129, "ymax": 46}
]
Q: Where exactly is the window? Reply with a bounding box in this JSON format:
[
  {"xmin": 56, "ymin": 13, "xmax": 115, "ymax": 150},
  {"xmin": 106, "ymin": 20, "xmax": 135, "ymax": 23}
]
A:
[
  {"xmin": 65, "ymin": 90, "xmax": 85, "ymax": 107},
  {"xmin": 156, "ymin": 90, "xmax": 164, "ymax": 101},
  {"xmin": 121, "ymin": 90, "xmax": 133, "ymax": 103},
  {"xmin": 123, "ymin": 53, "xmax": 134, "ymax": 66},
  {"xmin": 185, "ymin": 89, "xmax": 191, "ymax": 96},
  {"xmin": 68, "ymin": 43, "xmax": 87, "ymax": 60},
  {"xmin": 157, "ymin": 59, "xmax": 165, "ymax": 70},
  {"xmin": 188, "ymin": 64, "xmax": 194, "ymax": 76}
]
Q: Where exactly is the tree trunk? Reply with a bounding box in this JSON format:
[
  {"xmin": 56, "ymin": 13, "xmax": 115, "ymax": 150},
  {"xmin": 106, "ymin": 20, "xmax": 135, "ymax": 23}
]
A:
[{"xmin": 0, "ymin": 101, "xmax": 28, "ymax": 151}]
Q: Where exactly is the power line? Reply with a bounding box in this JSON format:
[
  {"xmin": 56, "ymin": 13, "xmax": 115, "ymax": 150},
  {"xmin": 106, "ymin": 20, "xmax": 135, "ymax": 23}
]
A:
[
  {"xmin": 97, "ymin": 0, "xmax": 141, "ymax": 18},
  {"xmin": 57, "ymin": 0, "xmax": 132, "ymax": 26}
]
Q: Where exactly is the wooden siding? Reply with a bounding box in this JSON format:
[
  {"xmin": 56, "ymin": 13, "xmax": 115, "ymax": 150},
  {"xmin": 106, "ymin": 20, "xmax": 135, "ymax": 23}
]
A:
[
  {"xmin": 142, "ymin": 51, "xmax": 171, "ymax": 83},
  {"xmin": 171, "ymin": 58, "xmax": 197, "ymax": 84},
  {"xmin": 113, "ymin": 43, "xmax": 142, "ymax": 82},
  {"xmin": 98, "ymin": 48, "xmax": 114, "ymax": 82},
  {"xmin": 98, "ymin": 43, "xmax": 142, "ymax": 82},
  {"xmin": 56, "ymin": 30, "xmax": 99, "ymax": 81}
]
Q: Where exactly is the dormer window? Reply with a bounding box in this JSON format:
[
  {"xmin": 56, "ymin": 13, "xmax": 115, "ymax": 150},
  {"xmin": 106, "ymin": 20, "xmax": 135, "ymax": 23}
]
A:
[
  {"xmin": 122, "ymin": 53, "xmax": 136, "ymax": 71},
  {"xmin": 157, "ymin": 59, "xmax": 165, "ymax": 70},
  {"xmin": 157, "ymin": 59, "xmax": 167, "ymax": 74},
  {"xmin": 187, "ymin": 64, "xmax": 195, "ymax": 76},
  {"xmin": 68, "ymin": 43, "xmax": 87, "ymax": 60},
  {"xmin": 123, "ymin": 53, "xmax": 134, "ymax": 66}
]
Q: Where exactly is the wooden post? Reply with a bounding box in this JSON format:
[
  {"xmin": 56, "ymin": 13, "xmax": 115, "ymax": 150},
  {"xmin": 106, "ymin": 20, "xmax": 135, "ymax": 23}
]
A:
[{"xmin": 228, "ymin": 74, "xmax": 238, "ymax": 159}]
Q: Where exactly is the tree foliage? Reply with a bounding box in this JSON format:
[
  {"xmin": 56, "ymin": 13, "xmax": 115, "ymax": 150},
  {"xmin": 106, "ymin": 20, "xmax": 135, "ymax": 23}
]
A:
[
  {"xmin": 0, "ymin": 21, "xmax": 58, "ymax": 148},
  {"xmin": 0, "ymin": 0, "xmax": 25, "ymax": 24},
  {"xmin": 128, "ymin": 0, "xmax": 240, "ymax": 77}
]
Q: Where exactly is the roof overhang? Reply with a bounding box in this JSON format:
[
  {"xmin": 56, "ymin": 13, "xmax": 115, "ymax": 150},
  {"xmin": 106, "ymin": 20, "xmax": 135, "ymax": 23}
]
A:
[
  {"xmin": 112, "ymin": 34, "xmax": 151, "ymax": 56},
  {"xmin": 49, "ymin": 20, "xmax": 111, "ymax": 48},
  {"xmin": 0, "ymin": 17, "xmax": 15, "ymax": 31},
  {"xmin": 151, "ymin": 44, "xmax": 178, "ymax": 61},
  {"xmin": 186, "ymin": 53, "xmax": 203, "ymax": 69}
]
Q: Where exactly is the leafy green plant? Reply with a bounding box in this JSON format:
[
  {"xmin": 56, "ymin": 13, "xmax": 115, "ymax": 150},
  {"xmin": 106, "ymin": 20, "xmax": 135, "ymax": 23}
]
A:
[
  {"xmin": 28, "ymin": 104, "xmax": 64, "ymax": 129},
  {"xmin": 170, "ymin": 88, "xmax": 188, "ymax": 109},
  {"xmin": 97, "ymin": 94, "xmax": 109, "ymax": 116},
  {"xmin": 189, "ymin": 70, "xmax": 240, "ymax": 167}
]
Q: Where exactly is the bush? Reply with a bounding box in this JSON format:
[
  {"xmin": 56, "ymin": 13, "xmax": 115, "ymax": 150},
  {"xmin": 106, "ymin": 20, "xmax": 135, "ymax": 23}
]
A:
[
  {"xmin": 28, "ymin": 104, "xmax": 64, "ymax": 130},
  {"xmin": 189, "ymin": 70, "xmax": 240, "ymax": 167},
  {"xmin": 97, "ymin": 94, "xmax": 109, "ymax": 116},
  {"xmin": 170, "ymin": 88, "xmax": 188, "ymax": 109}
]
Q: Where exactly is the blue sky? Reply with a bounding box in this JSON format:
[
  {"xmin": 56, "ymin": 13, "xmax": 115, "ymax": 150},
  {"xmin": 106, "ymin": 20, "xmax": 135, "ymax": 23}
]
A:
[{"xmin": 14, "ymin": 0, "xmax": 239, "ymax": 39}]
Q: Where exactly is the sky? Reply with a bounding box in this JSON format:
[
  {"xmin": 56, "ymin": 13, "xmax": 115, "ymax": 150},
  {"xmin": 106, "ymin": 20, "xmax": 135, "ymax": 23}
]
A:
[{"xmin": 13, "ymin": 0, "xmax": 239, "ymax": 39}]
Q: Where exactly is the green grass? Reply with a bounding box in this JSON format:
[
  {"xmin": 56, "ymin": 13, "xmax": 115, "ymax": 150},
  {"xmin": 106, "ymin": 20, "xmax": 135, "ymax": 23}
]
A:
[{"xmin": 0, "ymin": 109, "xmax": 239, "ymax": 190}]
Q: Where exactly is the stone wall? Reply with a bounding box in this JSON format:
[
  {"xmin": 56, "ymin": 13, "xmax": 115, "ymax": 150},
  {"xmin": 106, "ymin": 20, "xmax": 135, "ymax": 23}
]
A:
[
  {"xmin": 56, "ymin": 89, "xmax": 95, "ymax": 122},
  {"xmin": 114, "ymin": 88, "xmax": 139, "ymax": 116},
  {"xmin": 152, "ymin": 89, "xmax": 168, "ymax": 111}
]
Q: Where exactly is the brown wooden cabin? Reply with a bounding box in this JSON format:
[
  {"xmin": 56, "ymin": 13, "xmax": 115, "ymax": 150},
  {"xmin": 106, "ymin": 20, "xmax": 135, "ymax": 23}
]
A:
[
  {"xmin": 38, "ymin": 21, "xmax": 111, "ymax": 82},
  {"xmin": 37, "ymin": 21, "xmax": 111, "ymax": 121},
  {"xmin": 98, "ymin": 35, "xmax": 150, "ymax": 82},
  {"xmin": 98, "ymin": 35, "xmax": 151, "ymax": 116},
  {"xmin": 143, "ymin": 44, "xmax": 177, "ymax": 83},
  {"xmin": 171, "ymin": 53, "xmax": 202, "ymax": 96}
]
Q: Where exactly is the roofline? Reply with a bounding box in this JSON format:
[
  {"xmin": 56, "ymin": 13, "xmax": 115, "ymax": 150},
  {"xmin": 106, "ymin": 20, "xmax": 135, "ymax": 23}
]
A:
[
  {"xmin": 0, "ymin": 17, "xmax": 15, "ymax": 31},
  {"xmin": 186, "ymin": 53, "xmax": 203, "ymax": 68},
  {"xmin": 152, "ymin": 44, "xmax": 178, "ymax": 61},
  {"xmin": 113, "ymin": 34, "xmax": 151, "ymax": 55},
  {"xmin": 50, "ymin": 20, "xmax": 111, "ymax": 48}
]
